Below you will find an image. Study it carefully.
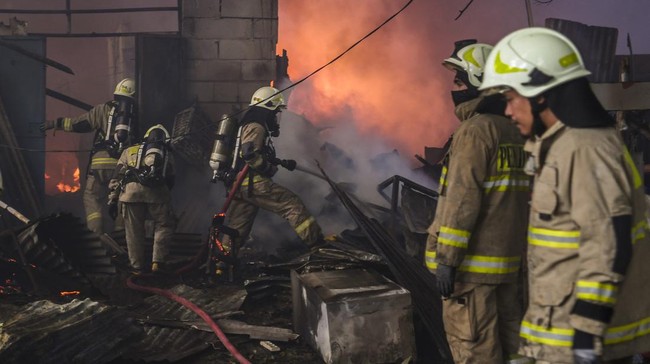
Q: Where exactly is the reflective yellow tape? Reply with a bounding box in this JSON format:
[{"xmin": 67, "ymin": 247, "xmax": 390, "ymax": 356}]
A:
[
  {"xmin": 576, "ymin": 280, "xmax": 617, "ymax": 305},
  {"xmin": 483, "ymin": 175, "xmax": 531, "ymax": 193},
  {"xmin": 295, "ymin": 216, "xmax": 315, "ymax": 236},
  {"xmin": 605, "ymin": 316, "xmax": 650, "ymax": 345},
  {"xmin": 494, "ymin": 51, "xmax": 528, "ymax": 74},
  {"xmin": 633, "ymin": 219, "xmax": 648, "ymax": 245},
  {"xmin": 87, "ymin": 212, "xmax": 101, "ymax": 221},
  {"xmin": 425, "ymin": 251, "xmax": 520, "ymax": 274},
  {"xmin": 528, "ymin": 227, "xmax": 580, "ymax": 249},
  {"xmin": 240, "ymin": 174, "xmax": 268, "ymax": 186},
  {"xmin": 623, "ymin": 148, "xmax": 643, "ymax": 189},
  {"xmin": 63, "ymin": 117, "xmax": 73, "ymax": 131},
  {"xmin": 520, "ymin": 321, "xmax": 573, "ymax": 347},
  {"xmin": 438, "ymin": 226, "xmax": 470, "ymax": 249}
]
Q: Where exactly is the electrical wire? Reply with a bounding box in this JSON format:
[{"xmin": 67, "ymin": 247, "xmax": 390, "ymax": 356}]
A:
[{"xmin": 0, "ymin": 0, "xmax": 414, "ymax": 153}]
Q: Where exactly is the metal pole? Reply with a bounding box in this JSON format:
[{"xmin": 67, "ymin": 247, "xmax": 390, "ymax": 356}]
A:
[{"xmin": 66, "ymin": 0, "xmax": 71, "ymax": 34}]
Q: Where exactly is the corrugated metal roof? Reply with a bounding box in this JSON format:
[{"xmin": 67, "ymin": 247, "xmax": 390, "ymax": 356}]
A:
[
  {"xmin": 124, "ymin": 284, "xmax": 247, "ymax": 362},
  {"xmin": 546, "ymin": 18, "xmax": 618, "ymax": 83},
  {"xmin": 0, "ymin": 298, "xmax": 142, "ymax": 364}
]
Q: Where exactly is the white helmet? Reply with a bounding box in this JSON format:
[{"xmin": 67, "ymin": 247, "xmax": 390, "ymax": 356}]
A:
[
  {"xmin": 114, "ymin": 78, "xmax": 136, "ymax": 99},
  {"xmin": 443, "ymin": 42, "xmax": 493, "ymax": 88},
  {"xmin": 144, "ymin": 124, "xmax": 170, "ymax": 141},
  {"xmin": 479, "ymin": 27, "xmax": 591, "ymax": 97},
  {"xmin": 250, "ymin": 86, "xmax": 286, "ymax": 111}
]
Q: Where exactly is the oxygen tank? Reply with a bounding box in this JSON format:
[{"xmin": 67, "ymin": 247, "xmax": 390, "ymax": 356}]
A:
[
  {"xmin": 113, "ymin": 96, "xmax": 136, "ymax": 146},
  {"xmin": 210, "ymin": 114, "xmax": 237, "ymax": 182}
]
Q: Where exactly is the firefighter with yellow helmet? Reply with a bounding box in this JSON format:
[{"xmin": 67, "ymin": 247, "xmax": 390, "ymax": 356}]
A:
[
  {"xmin": 480, "ymin": 27, "xmax": 650, "ymax": 363},
  {"xmin": 108, "ymin": 124, "xmax": 176, "ymax": 274},
  {"xmin": 41, "ymin": 78, "xmax": 137, "ymax": 234},
  {"xmin": 219, "ymin": 86, "xmax": 324, "ymax": 267},
  {"xmin": 425, "ymin": 39, "xmax": 530, "ymax": 363}
]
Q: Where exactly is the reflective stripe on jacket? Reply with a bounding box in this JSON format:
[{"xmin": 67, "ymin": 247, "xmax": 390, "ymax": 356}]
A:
[
  {"xmin": 520, "ymin": 120, "xmax": 650, "ymax": 362},
  {"xmin": 109, "ymin": 145, "xmax": 174, "ymax": 204},
  {"xmin": 59, "ymin": 102, "xmax": 118, "ymax": 170},
  {"xmin": 426, "ymin": 96, "xmax": 530, "ymax": 285}
]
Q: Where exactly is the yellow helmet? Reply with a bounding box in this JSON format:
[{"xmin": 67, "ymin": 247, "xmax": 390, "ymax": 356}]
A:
[
  {"xmin": 443, "ymin": 41, "xmax": 493, "ymax": 88},
  {"xmin": 114, "ymin": 78, "xmax": 136, "ymax": 99},
  {"xmin": 250, "ymin": 86, "xmax": 286, "ymax": 111},
  {"xmin": 479, "ymin": 27, "xmax": 591, "ymax": 97}
]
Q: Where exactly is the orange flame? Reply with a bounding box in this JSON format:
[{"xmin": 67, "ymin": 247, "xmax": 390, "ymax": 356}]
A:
[
  {"xmin": 56, "ymin": 167, "xmax": 80, "ymax": 193},
  {"xmin": 278, "ymin": 2, "xmax": 458, "ymax": 158},
  {"xmin": 59, "ymin": 291, "xmax": 80, "ymax": 297}
]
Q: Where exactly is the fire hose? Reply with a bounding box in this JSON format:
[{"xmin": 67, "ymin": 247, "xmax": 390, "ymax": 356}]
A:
[{"xmin": 126, "ymin": 165, "xmax": 252, "ymax": 364}]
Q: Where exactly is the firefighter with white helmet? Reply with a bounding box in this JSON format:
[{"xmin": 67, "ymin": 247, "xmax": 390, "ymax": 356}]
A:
[
  {"xmin": 40, "ymin": 78, "xmax": 137, "ymax": 234},
  {"xmin": 480, "ymin": 27, "xmax": 650, "ymax": 363},
  {"xmin": 108, "ymin": 124, "xmax": 176, "ymax": 274},
  {"xmin": 219, "ymin": 86, "xmax": 324, "ymax": 271},
  {"xmin": 425, "ymin": 39, "xmax": 530, "ymax": 363}
]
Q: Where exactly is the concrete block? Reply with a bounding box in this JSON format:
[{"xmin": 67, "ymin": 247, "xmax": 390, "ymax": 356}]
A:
[
  {"xmin": 186, "ymin": 39, "xmax": 219, "ymax": 60},
  {"xmin": 182, "ymin": 0, "xmax": 221, "ymax": 18},
  {"xmin": 261, "ymin": 0, "xmax": 278, "ymax": 18},
  {"xmin": 219, "ymin": 39, "xmax": 259, "ymax": 60},
  {"xmin": 200, "ymin": 102, "xmax": 243, "ymax": 122},
  {"xmin": 242, "ymin": 60, "xmax": 274, "ymax": 81},
  {"xmin": 185, "ymin": 81, "xmax": 214, "ymax": 103},
  {"xmin": 181, "ymin": 17, "xmax": 195, "ymax": 37},
  {"xmin": 221, "ymin": 0, "xmax": 263, "ymax": 18},
  {"xmin": 185, "ymin": 59, "xmax": 242, "ymax": 81},
  {"xmin": 213, "ymin": 82, "xmax": 240, "ymax": 103},
  {"xmin": 239, "ymin": 82, "xmax": 267, "ymax": 104},
  {"xmin": 252, "ymin": 19, "xmax": 277, "ymax": 39},
  {"xmin": 193, "ymin": 18, "xmax": 252, "ymax": 39}
]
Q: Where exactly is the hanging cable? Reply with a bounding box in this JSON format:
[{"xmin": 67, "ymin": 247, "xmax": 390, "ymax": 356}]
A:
[{"xmin": 3, "ymin": 0, "xmax": 414, "ymax": 154}]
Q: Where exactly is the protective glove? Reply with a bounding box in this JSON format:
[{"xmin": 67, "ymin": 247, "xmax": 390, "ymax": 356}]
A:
[
  {"xmin": 573, "ymin": 329, "xmax": 599, "ymax": 364},
  {"xmin": 436, "ymin": 263, "xmax": 456, "ymax": 298},
  {"xmin": 279, "ymin": 159, "xmax": 297, "ymax": 171},
  {"xmin": 108, "ymin": 201, "xmax": 119, "ymax": 220},
  {"xmin": 40, "ymin": 119, "xmax": 57, "ymax": 132}
]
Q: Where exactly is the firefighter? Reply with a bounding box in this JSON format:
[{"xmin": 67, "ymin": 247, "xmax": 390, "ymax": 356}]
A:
[
  {"xmin": 107, "ymin": 124, "xmax": 175, "ymax": 274},
  {"xmin": 479, "ymin": 27, "xmax": 650, "ymax": 363},
  {"xmin": 424, "ymin": 40, "xmax": 531, "ymax": 363},
  {"xmin": 220, "ymin": 86, "xmax": 324, "ymax": 264},
  {"xmin": 40, "ymin": 78, "xmax": 137, "ymax": 234}
]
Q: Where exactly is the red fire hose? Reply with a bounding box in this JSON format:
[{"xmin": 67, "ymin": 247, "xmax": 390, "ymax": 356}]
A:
[
  {"xmin": 126, "ymin": 277, "xmax": 251, "ymax": 364},
  {"xmin": 176, "ymin": 165, "xmax": 250, "ymax": 275},
  {"xmin": 126, "ymin": 165, "xmax": 252, "ymax": 364}
]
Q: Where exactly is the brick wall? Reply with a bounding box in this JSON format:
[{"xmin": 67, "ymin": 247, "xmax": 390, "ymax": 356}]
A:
[{"xmin": 182, "ymin": 0, "xmax": 278, "ymax": 122}]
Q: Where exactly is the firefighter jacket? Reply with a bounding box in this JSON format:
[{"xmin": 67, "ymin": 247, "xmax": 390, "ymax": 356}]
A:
[
  {"xmin": 54, "ymin": 102, "xmax": 121, "ymax": 170},
  {"xmin": 238, "ymin": 121, "xmax": 277, "ymax": 187},
  {"xmin": 520, "ymin": 120, "xmax": 650, "ymax": 361},
  {"xmin": 425, "ymin": 96, "xmax": 530, "ymax": 285},
  {"xmin": 108, "ymin": 144, "xmax": 175, "ymax": 204}
]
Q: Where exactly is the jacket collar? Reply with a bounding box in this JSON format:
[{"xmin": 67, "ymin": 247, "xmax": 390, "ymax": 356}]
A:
[{"xmin": 454, "ymin": 97, "xmax": 484, "ymax": 121}]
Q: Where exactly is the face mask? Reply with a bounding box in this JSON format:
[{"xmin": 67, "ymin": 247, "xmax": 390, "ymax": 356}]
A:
[{"xmin": 451, "ymin": 89, "xmax": 478, "ymax": 106}]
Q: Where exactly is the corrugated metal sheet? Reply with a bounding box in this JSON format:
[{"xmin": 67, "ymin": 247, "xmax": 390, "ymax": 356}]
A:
[
  {"xmin": 124, "ymin": 284, "xmax": 247, "ymax": 362},
  {"xmin": 0, "ymin": 298, "xmax": 142, "ymax": 364},
  {"xmin": 546, "ymin": 18, "xmax": 618, "ymax": 83}
]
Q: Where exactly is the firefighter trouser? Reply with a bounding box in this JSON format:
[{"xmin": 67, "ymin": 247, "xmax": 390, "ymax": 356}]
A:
[
  {"xmin": 223, "ymin": 179, "xmax": 322, "ymax": 254},
  {"xmin": 442, "ymin": 281, "xmax": 521, "ymax": 364},
  {"xmin": 122, "ymin": 201, "xmax": 175, "ymax": 271},
  {"xmin": 83, "ymin": 169, "xmax": 124, "ymax": 234}
]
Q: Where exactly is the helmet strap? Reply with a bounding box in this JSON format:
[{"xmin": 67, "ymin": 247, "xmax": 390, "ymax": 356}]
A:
[{"xmin": 528, "ymin": 96, "xmax": 548, "ymax": 137}]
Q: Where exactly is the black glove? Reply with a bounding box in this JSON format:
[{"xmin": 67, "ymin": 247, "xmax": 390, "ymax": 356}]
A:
[
  {"xmin": 573, "ymin": 330, "xmax": 599, "ymax": 364},
  {"xmin": 436, "ymin": 263, "xmax": 456, "ymax": 298},
  {"xmin": 280, "ymin": 159, "xmax": 297, "ymax": 171},
  {"xmin": 108, "ymin": 201, "xmax": 118, "ymax": 220},
  {"xmin": 40, "ymin": 119, "xmax": 57, "ymax": 132}
]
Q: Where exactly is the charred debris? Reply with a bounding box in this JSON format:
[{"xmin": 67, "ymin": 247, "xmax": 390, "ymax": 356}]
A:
[{"xmin": 0, "ymin": 100, "xmax": 447, "ymax": 363}]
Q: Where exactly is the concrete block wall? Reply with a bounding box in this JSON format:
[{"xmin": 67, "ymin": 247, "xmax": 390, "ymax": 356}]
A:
[{"xmin": 182, "ymin": 0, "xmax": 278, "ymax": 122}]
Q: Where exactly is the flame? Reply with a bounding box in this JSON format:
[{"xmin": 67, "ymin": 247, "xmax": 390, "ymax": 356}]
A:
[
  {"xmin": 278, "ymin": 1, "xmax": 459, "ymax": 158},
  {"xmin": 44, "ymin": 173, "xmax": 50, "ymax": 180},
  {"xmin": 56, "ymin": 167, "xmax": 80, "ymax": 193},
  {"xmin": 59, "ymin": 291, "xmax": 80, "ymax": 297}
]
